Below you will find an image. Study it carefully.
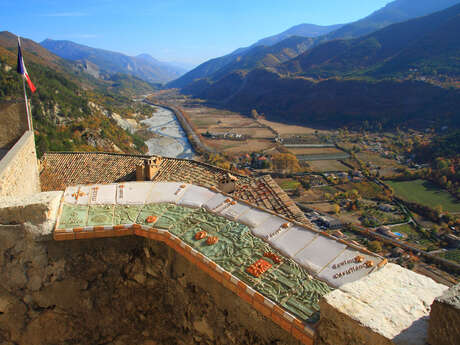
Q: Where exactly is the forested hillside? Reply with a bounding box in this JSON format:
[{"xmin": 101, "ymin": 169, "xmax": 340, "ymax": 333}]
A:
[{"xmin": 0, "ymin": 32, "xmax": 152, "ymax": 156}]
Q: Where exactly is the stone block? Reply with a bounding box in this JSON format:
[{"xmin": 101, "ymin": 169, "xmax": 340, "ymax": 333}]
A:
[
  {"xmin": 0, "ymin": 191, "xmax": 62, "ymax": 236},
  {"xmin": 316, "ymin": 263, "xmax": 448, "ymax": 345},
  {"xmin": 428, "ymin": 283, "xmax": 460, "ymax": 345}
]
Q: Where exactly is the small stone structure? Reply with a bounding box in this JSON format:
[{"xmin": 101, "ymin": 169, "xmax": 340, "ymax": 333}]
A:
[
  {"xmin": 136, "ymin": 157, "xmax": 162, "ymax": 181},
  {"xmin": 428, "ymin": 283, "xmax": 460, "ymax": 345},
  {"xmin": 218, "ymin": 173, "xmax": 238, "ymax": 193}
]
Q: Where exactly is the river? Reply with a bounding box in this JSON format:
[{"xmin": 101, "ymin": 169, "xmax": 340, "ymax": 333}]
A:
[{"xmin": 140, "ymin": 105, "xmax": 195, "ymax": 159}]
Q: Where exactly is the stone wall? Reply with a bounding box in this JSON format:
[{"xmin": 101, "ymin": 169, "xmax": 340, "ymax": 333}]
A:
[
  {"xmin": 0, "ymin": 224, "xmax": 302, "ymax": 345},
  {"xmin": 0, "ymin": 191, "xmax": 453, "ymax": 345},
  {"xmin": 0, "ymin": 101, "xmax": 28, "ymax": 149},
  {"xmin": 428, "ymin": 284, "xmax": 460, "ymax": 345},
  {"xmin": 0, "ymin": 131, "xmax": 40, "ymax": 197}
]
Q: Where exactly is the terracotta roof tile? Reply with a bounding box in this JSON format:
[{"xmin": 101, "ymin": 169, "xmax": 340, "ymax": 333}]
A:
[{"xmin": 40, "ymin": 152, "xmax": 309, "ymax": 224}]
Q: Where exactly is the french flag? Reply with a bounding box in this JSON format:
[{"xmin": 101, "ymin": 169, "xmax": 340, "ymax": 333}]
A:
[{"xmin": 17, "ymin": 40, "xmax": 36, "ymax": 93}]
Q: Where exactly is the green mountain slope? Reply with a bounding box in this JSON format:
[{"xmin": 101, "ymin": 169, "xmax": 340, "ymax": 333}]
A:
[{"xmin": 0, "ymin": 32, "xmax": 151, "ymax": 156}]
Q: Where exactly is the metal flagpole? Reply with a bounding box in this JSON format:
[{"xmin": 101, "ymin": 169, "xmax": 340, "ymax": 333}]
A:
[
  {"xmin": 18, "ymin": 37, "xmax": 33, "ymax": 131},
  {"xmin": 22, "ymin": 75, "xmax": 33, "ymax": 131}
]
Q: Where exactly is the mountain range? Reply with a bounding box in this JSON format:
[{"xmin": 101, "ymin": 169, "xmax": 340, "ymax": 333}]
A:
[
  {"xmin": 169, "ymin": 0, "xmax": 460, "ymax": 89},
  {"xmin": 41, "ymin": 39, "xmax": 186, "ymax": 84},
  {"xmin": 178, "ymin": 2, "xmax": 460, "ymax": 129}
]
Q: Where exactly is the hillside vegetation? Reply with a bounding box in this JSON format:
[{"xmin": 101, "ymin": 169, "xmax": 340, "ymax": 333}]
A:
[{"xmin": 0, "ymin": 32, "xmax": 151, "ymax": 156}]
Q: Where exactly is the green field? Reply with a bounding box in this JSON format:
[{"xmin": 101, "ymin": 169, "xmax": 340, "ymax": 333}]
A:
[
  {"xmin": 387, "ymin": 180, "xmax": 460, "ymax": 213},
  {"xmin": 439, "ymin": 249, "xmax": 460, "ymax": 264},
  {"xmin": 276, "ymin": 179, "xmax": 301, "ymax": 191}
]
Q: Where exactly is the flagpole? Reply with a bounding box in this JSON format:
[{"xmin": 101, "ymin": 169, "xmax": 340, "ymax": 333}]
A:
[
  {"xmin": 18, "ymin": 36, "xmax": 33, "ymax": 131},
  {"xmin": 22, "ymin": 74, "xmax": 33, "ymax": 131}
]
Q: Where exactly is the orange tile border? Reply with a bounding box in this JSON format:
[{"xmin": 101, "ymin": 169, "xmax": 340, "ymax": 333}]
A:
[
  {"xmin": 54, "ymin": 232, "xmax": 75, "ymax": 241},
  {"xmin": 115, "ymin": 228, "xmax": 134, "ymax": 236},
  {"xmin": 222, "ymin": 271, "xmax": 232, "ymax": 281},
  {"xmin": 253, "ymin": 292, "xmax": 265, "ymax": 304},
  {"xmin": 134, "ymin": 228, "xmax": 149, "ymax": 238},
  {"xmin": 147, "ymin": 231, "xmax": 161, "ymax": 241},
  {"xmin": 253, "ymin": 299, "xmax": 272, "ymax": 318},
  {"xmin": 238, "ymin": 289, "xmax": 253, "ymax": 305},
  {"xmin": 75, "ymin": 231, "xmax": 96, "ymax": 240},
  {"xmin": 221, "ymin": 277, "xmax": 238, "ymax": 294},
  {"xmin": 207, "ymin": 269, "xmax": 223, "ymax": 283},
  {"xmin": 271, "ymin": 305, "xmax": 292, "ymax": 333}
]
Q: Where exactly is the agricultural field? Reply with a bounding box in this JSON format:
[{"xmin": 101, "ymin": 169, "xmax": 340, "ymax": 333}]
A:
[
  {"xmin": 338, "ymin": 182, "xmax": 387, "ymax": 200},
  {"xmin": 274, "ymin": 178, "xmax": 301, "ymax": 191},
  {"xmin": 309, "ymin": 202, "xmax": 336, "ymax": 214},
  {"xmin": 187, "ymin": 107, "xmax": 257, "ymax": 131},
  {"xmin": 307, "ymin": 160, "xmax": 350, "ymax": 172},
  {"xmin": 203, "ymin": 138, "xmax": 275, "ymax": 154},
  {"xmin": 356, "ymin": 152, "xmax": 403, "ymax": 176},
  {"xmin": 294, "ymin": 185, "xmax": 341, "ymax": 204},
  {"xmin": 359, "ymin": 205, "xmax": 407, "ymax": 226},
  {"xmin": 288, "ymin": 147, "xmax": 350, "ymax": 162},
  {"xmin": 439, "ymin": 249, "xmax": 460, "ymax": 264},
  {"xmin": 258, "ymin": 119, "xmax": 328, "ymax": 136},
  {"xmin": 386, "ymin": 180, "xmax": 460, "ymax": 213},
  {"xmin": 287, "ymin": 147, "xmax": 343, "ymax": 155}
]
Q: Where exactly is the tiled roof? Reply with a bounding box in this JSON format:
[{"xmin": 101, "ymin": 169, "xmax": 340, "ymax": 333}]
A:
[
  {"xmin": 40, "ymin": 152, "xmax": 149, "ymax": 192},
  {"xmin": 40, "ymin": 152, "xmax": 308, "ymax": 223}
]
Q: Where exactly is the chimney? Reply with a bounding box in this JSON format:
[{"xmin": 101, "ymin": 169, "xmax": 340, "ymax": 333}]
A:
[
  {"xmin": 218, "ymin": 173, "xmax": 238, "ymax": 193},
  {"xmin": 136, "ymin": 157, "xmax": 162, "ymax": 181},
  {"xmin": 136, "ymin": 163, "xmax": 145, "ymax": 181}
]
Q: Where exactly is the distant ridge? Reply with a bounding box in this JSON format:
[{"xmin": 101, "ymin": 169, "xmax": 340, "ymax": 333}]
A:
[
  {"xmin": 169, "ymin": 0, "xmax": 460, "ymax": 89},
  {"xmin": 41, "ymin": 39, "xmax": 185, "ymax": 83},
  {"xmin": 251, "ymin": 23, "xmax": 344, "ymax": 48},
  {"xmin": 181, "ymin": 3, "xmax": 460, "ymax": 130}
]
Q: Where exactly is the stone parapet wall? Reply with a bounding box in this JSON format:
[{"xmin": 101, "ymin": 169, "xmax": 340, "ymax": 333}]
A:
[
  {"xmin": 0, "ymin": 101, "xmax": 28, "ymax": 149},
  {"xmin": 0, "ymin": 223, "xmax": 303, "ymax": 345},
  {"xmin": 0, "ymin": 131, "xmax": 40, "ymax": 197},
  {"xmin": 428, "ymin": 284, "xmax": 460, "ymax": 345}
]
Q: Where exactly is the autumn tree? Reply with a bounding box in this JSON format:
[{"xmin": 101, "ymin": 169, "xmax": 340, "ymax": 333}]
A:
[
  {"xmin": 368, "ymin": 241, "xmax": 383, "ymax": 253},
  {"xmin": 333, "ymin": 204, "xmax": 341, "ymax": 214},
  {"xmin": 271, "ymin": 153, "xmax": 301, "ymax": 174}
]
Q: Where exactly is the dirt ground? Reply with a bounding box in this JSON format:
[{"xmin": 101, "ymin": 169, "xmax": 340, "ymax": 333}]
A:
[
  {"xmin": 202, "ymin": 137, "xmax": 276, "ymax": 154},
  {"xmin": 307, "ymin": 160, "xmax": 350, "ymax": 172},
  {"xmin": 287, "ymin": 147, "xmax": 344, "ymax": 155},
  {"xmin": 258, "ymin": 119, "xmax": 328, "ymax": 136}
]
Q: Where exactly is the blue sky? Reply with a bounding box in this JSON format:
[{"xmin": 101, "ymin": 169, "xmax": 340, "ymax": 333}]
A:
[{"xmin": 1, "ymin": 0, "xmax": 393, "ymax": 67}]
